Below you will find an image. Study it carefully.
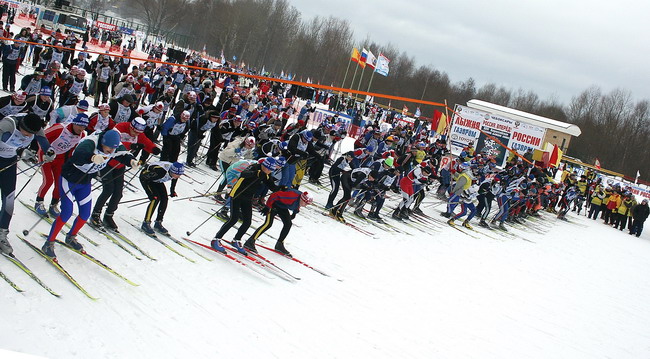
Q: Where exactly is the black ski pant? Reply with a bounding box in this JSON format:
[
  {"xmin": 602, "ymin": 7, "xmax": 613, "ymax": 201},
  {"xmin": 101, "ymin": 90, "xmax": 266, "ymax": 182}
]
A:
[
  {"xmin": 249, "ymin": 206, "xmax": 292, "ymax": 243},
  {"xmin": 215, "ymin": 197, "xmax": 252, "ymax": 241},
  {"xmin": 141, "ymin": 179, "xmax": 168, "ymax": 222},
  {"xmin": 93, "ymin": 166, "xmax": 125, "ymax": 216},
  {"xmin": 161, "ymin": 135, "xmax": 182, "ymax": 162}
]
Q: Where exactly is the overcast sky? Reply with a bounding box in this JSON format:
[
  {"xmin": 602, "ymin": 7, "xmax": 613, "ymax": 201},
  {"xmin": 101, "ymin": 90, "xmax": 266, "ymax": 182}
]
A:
[{"xmin": 289, "ymin": 0, "xmax": 650, "ymax": 105}]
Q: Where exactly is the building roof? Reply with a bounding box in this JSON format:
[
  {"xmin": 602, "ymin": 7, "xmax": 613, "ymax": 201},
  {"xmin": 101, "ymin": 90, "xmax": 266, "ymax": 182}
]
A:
[{"xmin": 467, "ymin": 99, "xmax": 582, "ymax": 137}]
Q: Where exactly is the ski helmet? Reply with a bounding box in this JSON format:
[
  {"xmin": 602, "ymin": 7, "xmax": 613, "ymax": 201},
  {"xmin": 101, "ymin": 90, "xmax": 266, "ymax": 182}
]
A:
[
  {"xmin": 101, "ymin": 129, "xmax": 121, "ymax": 149},
  {"xmin": 244, "ymin": 136, "xmax": 256, "ymax": 147}
]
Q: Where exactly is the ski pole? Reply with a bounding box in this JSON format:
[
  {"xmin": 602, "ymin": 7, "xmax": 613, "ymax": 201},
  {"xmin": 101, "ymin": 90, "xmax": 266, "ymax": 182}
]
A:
[
  {"xmin": 118, "ymin": 196, "xmax": 149, "ymax": 204},
  {"xmin": 185, "ymin": 208, "xmax": 217, "ymax": 236},
  {"xmin": 0, "ymin": 158, "xmax": 22, "ymax": 174},
  {"xmin": 202, "ymin": 171, "xmax": 224, "ymax": 195},
  {"xmin": 128, "ymin": 197, "xmax": 156, "ymax": 208},
  {"xmin": 173, "ymin": 190, "xmax": 227, "ymax": 202},
  {"xmin": 23, "ymin": 171, "xmax": 90, "ymax": 236},
  {"xmin": 16, "ymin": 160, "xmax": 45, "ymax": 176}
]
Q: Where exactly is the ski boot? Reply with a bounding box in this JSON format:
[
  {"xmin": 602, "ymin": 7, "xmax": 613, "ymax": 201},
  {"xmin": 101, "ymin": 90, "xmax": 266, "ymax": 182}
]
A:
[
  {"xmin": 447, "ymin": 218, "xmax": 455, "ymax": 226},
  {"xmin": 498, "ymin": 221, "xmax": 508, "ymax": 231},
  {"xmin": 34, "ymin": 201, "xmax": 47, "ymax": 216},
  {"xmin": 0, "ymin": 229, "xmax": 13, "ymax": 255},
  {"xmin": 90, "ymin": 212, "xmax": 105, "ymax": 231},
  {"xmin": 48, "ymin": 203, "xmax": 61, "ymax": 218},
  {"xmin": 335, "ymin": 210, "xmax": 346, "ymax": 223},
  {"xmin": 412, "ymin": 207, "xmax": 424, "ymax": 215},
  {"xmin": 210, "ymin": 238, "xmax": 226, "ymax": 253},
  {"xmin": 392, "ymin": 208, "xmax": 402, "ymax": 220},
  {"xmin": 65, "ymin": 233, "xmax": 84, "ymax": 251},
  {"xmin": 103, "ymin": 213, "xmax": 119, "ymax": 232},
  {"xmin": 462, "ymin": 220, "xmax": 473, "ymax": 230},
  {"xmin": 400, "ymin": 208, "xmax": 410, "ymax": 220},
  {"xmin": 41, "ymin": 241, "xmax": 56, "ymax": 258},
  {"xmin": 154, "ymin": 221, "xmax": 169, "ymax": 236},
  {"xmin": 230, "ymin": 240, "xmax": 247, "ymax": 255},
  {"xmin": 141, "ymin": 221, "xmax": 156, "ymax": 237},
  {"xmin": 440, "ymin": 211, "xmax": 451, "ymax": 218},
  {"xmin": 354, "ymin": 207, "xmax": 366, "ymax": 219},
  {"xmin": 243, "ymin": 238, "xmax": 257, "ymax": 254},
  {"xmin": 274, "ymin": 241, "xmax": 292, "ymax": 258},
  {"xmin": 479, "ymin": 220, "xmax": 490, "ymax": 228},
  {"xmin": 216, "ymin": 207, "xmax": 230, "ymax": 220}
]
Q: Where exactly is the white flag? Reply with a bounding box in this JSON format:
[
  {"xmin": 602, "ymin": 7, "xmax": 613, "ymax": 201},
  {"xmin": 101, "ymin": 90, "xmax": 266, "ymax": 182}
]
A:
[
  {"xmin": 374, "ymin": 53, "xmax": 390, "ymax": 76},
  {"xmin": 636, "ymin": 170, "xmax": 640, "ymax": 184},
  {"xmin": 366, "ymin": 50, "xmax": 377, "ymax": 69}
]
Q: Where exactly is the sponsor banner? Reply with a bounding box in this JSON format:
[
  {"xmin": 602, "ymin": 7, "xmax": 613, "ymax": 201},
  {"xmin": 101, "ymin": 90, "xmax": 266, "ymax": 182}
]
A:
[
  {"xmin": 450, "ymin": 104, "xmax": 547, "ymax": 163},
  {"xmin": 95, "ymin": 20, "xmax": 117, "ymax": 31},
  {"xmin": 120, "ymin": 26, "xmax": 134, "ymax": 35},
  {"xmin": 508, "ymin": 121, "xmax": 546, "ymax": 154},
  {"xmin": 477, "ymin": 114, "xmax": 513, "ymax": 167},
  {"xmin": 449, "ymin": 104, "xmax": 484, "ymax": 155}
]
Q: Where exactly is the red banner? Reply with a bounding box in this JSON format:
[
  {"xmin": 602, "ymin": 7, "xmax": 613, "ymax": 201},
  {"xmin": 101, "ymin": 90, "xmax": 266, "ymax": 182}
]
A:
[{"xmin": 95, "ymin": 21, "xmax": 117, "ymax": 31}]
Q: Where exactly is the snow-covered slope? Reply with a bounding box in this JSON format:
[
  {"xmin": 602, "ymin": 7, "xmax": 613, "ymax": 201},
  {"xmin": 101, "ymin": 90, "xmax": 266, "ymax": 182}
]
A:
[{"xmin": 1, "ymin": 147, "xmax": 649, "ymax": 359}]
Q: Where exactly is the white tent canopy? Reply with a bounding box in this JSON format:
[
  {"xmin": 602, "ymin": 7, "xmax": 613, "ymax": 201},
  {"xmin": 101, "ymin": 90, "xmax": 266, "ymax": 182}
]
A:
[{"xmin": 467, "ymin": 99, "xmax": 582, "ymax": 137}]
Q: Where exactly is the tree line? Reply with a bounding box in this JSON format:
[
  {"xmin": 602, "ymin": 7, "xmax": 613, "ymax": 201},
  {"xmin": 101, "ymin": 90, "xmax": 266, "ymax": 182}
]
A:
[{"xmin": 112, "ymin": 0, "xmax": 647, "ymax": 180}]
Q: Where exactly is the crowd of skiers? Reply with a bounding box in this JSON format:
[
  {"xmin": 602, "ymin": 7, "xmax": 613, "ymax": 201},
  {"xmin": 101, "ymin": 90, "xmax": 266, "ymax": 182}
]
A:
[{"xmin": 0, "ymin": 22, "xmax": 647, "ymax": 263}]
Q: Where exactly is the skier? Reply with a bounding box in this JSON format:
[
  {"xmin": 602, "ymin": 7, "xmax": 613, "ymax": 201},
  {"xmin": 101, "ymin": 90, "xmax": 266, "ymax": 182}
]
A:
[
  {"xmin": 91, "ymin": 117, "xmax": 160, "ymax": 231},
  {"xmin": 41, "ymin": 129, "xmax": 137, "ymax": 258},
  {"xmin": 244, "ymin": 190, "xmax": 314, "ymax": 257},
  {"xmin": 210, "ymin": 157, "xmax": 278, "ymax": 255},
  {"xmin": 35, "ymin": 113, "xmax": 89, "ymax": 217},
  {"xmin": 160, "ymin": 110, "xmax": 190, "ymax": 162},
  {"xmin": 138, "ymin": 161, "xmax": 184, "ymax": 236},
  {"xmin": 0, "ymin": 114, "xmax": 54, "ymax": 254},
  {"xmin": 447, "ymin": 182, "xmax": 479, "ymax": 229}
]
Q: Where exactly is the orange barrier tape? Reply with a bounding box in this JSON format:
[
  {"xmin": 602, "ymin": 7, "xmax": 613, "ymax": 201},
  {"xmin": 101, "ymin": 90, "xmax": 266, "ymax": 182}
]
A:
[{"xmin": 1, "ymin": 36, "xmax": 448, "ymax": 109}]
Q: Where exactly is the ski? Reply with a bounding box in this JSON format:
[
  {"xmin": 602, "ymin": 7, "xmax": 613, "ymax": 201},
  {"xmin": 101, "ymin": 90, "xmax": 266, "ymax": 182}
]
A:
[
  {"xmin": 38, "ymin": 233, "xmax": 139, "ymax": 286},
  {"xmin": 124, "ymin": 220, "xmax": 196, "ymax": 263},
  {"xmin": 255, "ymin": 242, "xmax": 336, "ymax": 279},
  {"xmin": 182, "ymin": 237, "xmax": 272, "ymax": 278},
  {"xmin": 106, "ymin": 228, "xmax": 157, "ymax": 261},
  {"xmin": 320, "ymin": 212, "xmax": 375, "ymax": 236},
  {"xmin": 2, "ymin": 253, "xmax": 60, "ymax": 297},
  {"xmin": 18, "ymin": 235, "xmax": 98, "ymax": 300},
  {"xmin": 20, "ymin": 200, "xmax": 100, "ymax": 247},
  {"xmin": 223, "ymin": 240, "xmax": 300, "ymax": 281},
  {"xmin": 445, "ymin": 221, "xmax": 480, "ymax": 238},
  {"xmin": 86, "ymin": 223, "xmax": 143, "ymax": 260},
  {"xmin": 0, "ymin": 267, "xmax": 24, "ymax": 293}
]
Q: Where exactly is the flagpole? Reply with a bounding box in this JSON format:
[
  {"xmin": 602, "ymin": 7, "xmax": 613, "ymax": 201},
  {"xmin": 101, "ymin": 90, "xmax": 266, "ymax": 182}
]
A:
[
  {"xmin": 365, "ymin": 67, "xmax": 376, "ymax": 93},
  {"xmin": 356, "ymin": 65, "xmax": 365, "ymax": 93},
  {"xmin": 350, "ymin": 63, "xmax": 359, "ymax": 91},
  {"xmin": 341, "ymin": 58, "xmax": 352, "ymax": 91}
]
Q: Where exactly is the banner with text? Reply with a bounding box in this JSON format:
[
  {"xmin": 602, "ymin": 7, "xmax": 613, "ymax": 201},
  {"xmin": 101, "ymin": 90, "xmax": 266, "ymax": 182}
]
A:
[{"xmin": 450, "ymin": 104, "xmax": 547, "ymax": 165}]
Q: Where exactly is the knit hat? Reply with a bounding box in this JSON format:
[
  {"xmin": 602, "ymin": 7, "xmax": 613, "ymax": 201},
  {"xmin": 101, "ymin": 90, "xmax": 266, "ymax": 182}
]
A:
[
  {"xmin": 19, "ymin": 114, "xmax": 43, "ymax": 134},
  {"xmin": 39, "ymin": 87, "xmax": 52, "ymax": 96},
  {"xmin": 101, "ymin": 129, "xmax": 121, "ymax": 149},
  {"xmin": 131, "ymin": 117, "xmax": 146, "ymax": 132},
  {"xmin": 71, "ymin": 113, "xmax": 89, "ymax": 127},
  {"xmin": 76, "ymin": 99, "xmax": 89, "ymax": 111},
  {"xmin": 169, "ymin": 162, "xmax": 184, "ymax": 175},
  {"xmin": 261, "ymin": 157, "xmax": 277, "ymax": 171}
]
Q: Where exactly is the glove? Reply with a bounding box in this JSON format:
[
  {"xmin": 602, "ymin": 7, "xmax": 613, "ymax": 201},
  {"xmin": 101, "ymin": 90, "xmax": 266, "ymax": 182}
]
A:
[
  {"xmin": 151, "ymin": 147, "xmax": 161, "ymax": 155},
  {"xmin": 260, "ymin": 206, "xmax": 270, "ymax": 216},
  {"xmin": 91, "ymin": 154, "xmax": 105, "ymax": 164},
  {"xmin": 170, "ymin": 191, "xmax": 178, "ymax": 198},
  {"xmin": 130, "ymin": 159, "xmax": 140, "ymax": 171},
  {"xmin": 43, "ymin": 148, "xmax": 56, "ymax": 163},
  {"xmin": 391, "ymin": 187, "xmax": 400, "ymax": 194},
  {"xmin": 130, "ymin": 143, "xmax": 144, "ymax": 151}
]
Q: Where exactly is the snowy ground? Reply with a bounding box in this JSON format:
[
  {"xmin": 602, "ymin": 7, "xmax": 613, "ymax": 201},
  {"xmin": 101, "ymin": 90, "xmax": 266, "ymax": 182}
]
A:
[{"xmin": 1, "ymin": 140, "xmax": 649, "ymax": 358}]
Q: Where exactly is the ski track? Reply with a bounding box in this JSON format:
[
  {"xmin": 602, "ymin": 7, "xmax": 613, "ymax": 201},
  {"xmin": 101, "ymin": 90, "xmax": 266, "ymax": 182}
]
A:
[{"xmin": 0, "ymin": 47, "xmax": 649, "ymax": 359}]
